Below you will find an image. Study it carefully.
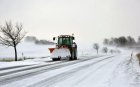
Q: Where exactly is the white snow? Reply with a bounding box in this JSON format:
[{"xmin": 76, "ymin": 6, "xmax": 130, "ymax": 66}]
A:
[
  {"xmin": 0, "ymin": 42, "xmax": 54, "ymax": 68},
  {"xmin": 0, "ymin": 42, "xmax": 140, "ymax": 87},
  {"xmin": 50, "ymin": 55, "xmax": 135, "ymax": 87},
  {"xmin": 0, "ymin": 61, "xmax": 39, "ymax": 69},
  {"xmin": 0, "ymin": 42, "xmax": 55, "ymax": 59},
  {"xmin": 1, "ymin": 54, "xmax": 140, "ymax": 87}
]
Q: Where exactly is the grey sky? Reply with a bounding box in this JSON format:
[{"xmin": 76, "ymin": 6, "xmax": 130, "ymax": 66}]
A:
[{"xmin": 0, "ymin": 0, "xmax": 140, "ymax": 46}]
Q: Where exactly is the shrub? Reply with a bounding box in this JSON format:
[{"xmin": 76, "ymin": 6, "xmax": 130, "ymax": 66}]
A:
[{"xmin": 136, "ymin": 53, "xmax": 140, "ymax": 65}]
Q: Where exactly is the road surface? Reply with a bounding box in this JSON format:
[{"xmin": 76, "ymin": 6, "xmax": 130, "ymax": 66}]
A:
[{"xmin": 0, "ymin": 54, "xmax": 140, "ymax": 87}]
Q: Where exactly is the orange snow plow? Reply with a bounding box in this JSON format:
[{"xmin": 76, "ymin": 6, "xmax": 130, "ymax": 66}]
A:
[{"xmin": 48, "ymin": 48, "xmax": 55, "ymax": 53}]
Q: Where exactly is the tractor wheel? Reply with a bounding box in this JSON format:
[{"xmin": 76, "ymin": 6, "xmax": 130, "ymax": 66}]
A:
[
  {"xmin": 74, "ymin": 49, "xmax": 77, "ymax": 60},
  {"xmin": 52, "ymin": 58, "xmax": 61, "ymax": 61},
  {"xmin": 52, "ymin": 58, "xmax": 57, "ymax": 61},
  {"xmin": 69, "ymin": 49, "xmax": 74, "ymax": 60}
]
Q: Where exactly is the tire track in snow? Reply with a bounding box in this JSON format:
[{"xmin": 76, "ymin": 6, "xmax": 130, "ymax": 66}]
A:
[
  {"xmin": 27, "ymin": 56, "xmax": 115, "ymax": 87},
  {"xmin": 0, "ymin": 65, "xmax": 31, "ymax": 71},
  {"xmin": 0, "ymin": 56, "xmax": 103, "ymax": 85},
  {"xmin": 0, "ymin": 55, "xmax": 102, "ymax": 76},
  {"xmin": 0, "ymin": 61, "xmax": 63, "ymax": 76}
]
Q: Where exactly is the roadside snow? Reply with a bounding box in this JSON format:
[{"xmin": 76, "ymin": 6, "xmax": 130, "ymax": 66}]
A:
[
  {"xmin": 109, "ymin": 55, "xmax": 140, "ymax": 87},
  {"xmin": 1, "ymin": 54, "xmax": 140, "ymax": 87},
  {"xmin": 50, "ymin": 54, "xmax": 140, "ymax": 87},
  {"xmin": 1, "ymin": 55, "xmax": 112, "ymax": 87},
  {"xmin": 0, "ymin": 61, "xmax": 41, "ymax": 69},
  {"xmin": 0, "ymin": 56, "xmax": 54, "ymax": 69}
]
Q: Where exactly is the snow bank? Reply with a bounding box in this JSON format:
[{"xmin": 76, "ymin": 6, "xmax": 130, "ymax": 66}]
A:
[{"xmin": 0, "ymin": 61, "xmax": 40, "ymax": 69}]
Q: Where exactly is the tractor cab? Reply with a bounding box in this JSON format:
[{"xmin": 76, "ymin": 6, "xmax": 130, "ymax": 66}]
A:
[{"xmin": 53, "ymin": 35, "xmax": 75, "ymax": 47}]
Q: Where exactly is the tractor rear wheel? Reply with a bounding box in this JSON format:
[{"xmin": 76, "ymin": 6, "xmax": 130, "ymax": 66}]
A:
[
  {"xmin": 69, "ymin": 49, "xmax": 74, "ymax": 60},
  {"xmin": 73, "ymin": 48, "xmax": 77, "ymax": 60},
  {"xmin": 69, "ymin": 48, "xmax": 77, "ymax": 60}
]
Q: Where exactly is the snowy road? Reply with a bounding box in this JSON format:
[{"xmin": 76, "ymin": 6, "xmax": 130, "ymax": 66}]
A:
[
  {"xmin": 0, "ymin": 55, "xmax": 103, "ymax": 85},
  {"xmin": 0, "ymin": 54, "xmax": 140, "ymax": 87}
]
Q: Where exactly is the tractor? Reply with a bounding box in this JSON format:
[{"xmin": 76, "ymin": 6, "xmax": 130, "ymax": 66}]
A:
[{"xmin": 49, "ymin": 35, "xmax": 77, "ymax": 61}]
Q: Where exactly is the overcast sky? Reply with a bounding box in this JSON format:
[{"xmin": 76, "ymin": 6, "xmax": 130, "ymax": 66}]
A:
[{"xmin": 0, "ymin": 0, "xmax": 140, "ymax": 47}]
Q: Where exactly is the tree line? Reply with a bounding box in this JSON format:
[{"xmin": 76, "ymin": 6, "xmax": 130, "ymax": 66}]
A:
[
  {"xmin": 93, "ymin": 43, "xmax": 120, "ymax": 55},
  {"xmin": 103, "ymin": 36, "xmax": 140, "ymax": 47},
  {"xmin": 25, "ymin": 36, "xmax": 55, "ymax": 45}
]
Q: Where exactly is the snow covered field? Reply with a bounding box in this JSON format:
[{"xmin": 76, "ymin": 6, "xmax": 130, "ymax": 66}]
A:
[
  {"xmin": 0, "ymin": 54, "xmax": 140, "ymax": 87},
  {"xmin": 0, "ymin": 42, "xmax": 55, "ymax": 59},
  {"xmin": 0, "ymin": 42, "xmax": 140, "ymax": 87}
]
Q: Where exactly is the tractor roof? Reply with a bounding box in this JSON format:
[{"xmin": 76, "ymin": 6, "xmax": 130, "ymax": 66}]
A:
[{"xmin": 59, "ymin": 35, "xmax": 74, "ymax": 37}]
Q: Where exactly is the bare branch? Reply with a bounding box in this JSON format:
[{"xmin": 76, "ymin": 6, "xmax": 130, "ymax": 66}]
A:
[{"xmin": 0, "ymin": 21, "xmax": 26, "ymax": 61}]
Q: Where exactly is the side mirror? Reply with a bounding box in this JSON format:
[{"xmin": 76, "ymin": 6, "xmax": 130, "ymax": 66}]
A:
[
  {"xmin": 72, "ymin": 37, "xmax": 75, "ymax": 40},
  {"xmin": 53, "ymin": 37, "xmax": 55, "ymax": 40}
]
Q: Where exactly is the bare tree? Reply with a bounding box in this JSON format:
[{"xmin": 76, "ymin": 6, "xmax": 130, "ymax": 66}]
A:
[
  {"xmin": 127, "ymin": 36, "xmax": 136, "ymax": 46},
  {"xmin": 103, "ymin": 38, "xmax": 109, "ymax": 45},
  {"xmin": 0, "ymin": 21, "xmax": 26, "ymax": 61},
  {"xmin": 110, "ymin": 49, "xmax": 114, "ymax": 54},
  {"xmin": 93, "ymin": 43, "xmax": 100, "ymax": 54},
  {"xmin": 102, "ymin": 47, "xmax": 108, "ymax": 54}
]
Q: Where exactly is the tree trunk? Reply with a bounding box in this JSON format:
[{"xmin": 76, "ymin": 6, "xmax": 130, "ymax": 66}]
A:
[
  {"xmin": 14, "ymin": 46, "xmax": 17, "ymax": 61},
  {"xmin": 97, "ymin": 50, "xmax": 98, "ymax": 55}
]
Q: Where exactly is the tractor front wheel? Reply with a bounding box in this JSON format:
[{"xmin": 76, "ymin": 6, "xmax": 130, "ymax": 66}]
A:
[{"xmin": 52, "ymin": 57, "xmax": 61, "ymax": 61}]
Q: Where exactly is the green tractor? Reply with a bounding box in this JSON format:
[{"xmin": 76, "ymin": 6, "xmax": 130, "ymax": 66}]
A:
[{"xmin": 49, "ymin": 35, "xmax": 77, "ymax": 61}]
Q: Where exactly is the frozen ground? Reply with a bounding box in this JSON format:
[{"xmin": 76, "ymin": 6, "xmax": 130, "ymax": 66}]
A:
[
  {"xmin": 0, "ymin": 42, "xmax": 55, "ymax": 59},
  {"xmin": 0, "ymin": 53, "xmax": 140, "ymax": 87},
  {"xmin": 0, "ymin": 42, "xmax": 140, "ymax": 87}
]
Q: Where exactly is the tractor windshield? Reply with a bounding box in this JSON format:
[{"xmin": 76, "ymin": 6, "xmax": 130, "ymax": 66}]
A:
[{"xmin": 58, "ymin": 37, "xmax": 73, "ymax": 46}]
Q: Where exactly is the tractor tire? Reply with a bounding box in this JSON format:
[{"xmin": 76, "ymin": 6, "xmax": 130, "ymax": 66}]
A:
[
  {"xmin": 52, "ymin": 58, "xmax": 61, "ymax": 61},
  {"xmin": 69, "ymin": 49, "xmax": 75, "ymax": 60},
  {"xmin": 74, "ymin": 49, "xmax": 77, "ymax": 60},
  {"xmin": 52, "ymin": 58, "xmax": 57, "ymax": 61}
]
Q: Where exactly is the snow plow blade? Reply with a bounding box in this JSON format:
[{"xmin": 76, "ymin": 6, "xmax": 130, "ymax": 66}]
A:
[
  {"xmin": 48, "ymin": 48, "xmax": 55, "ymax": 53},
  {"xmin": 50, "ymin": 48, "xmax": 71, "ymax": 60}
]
